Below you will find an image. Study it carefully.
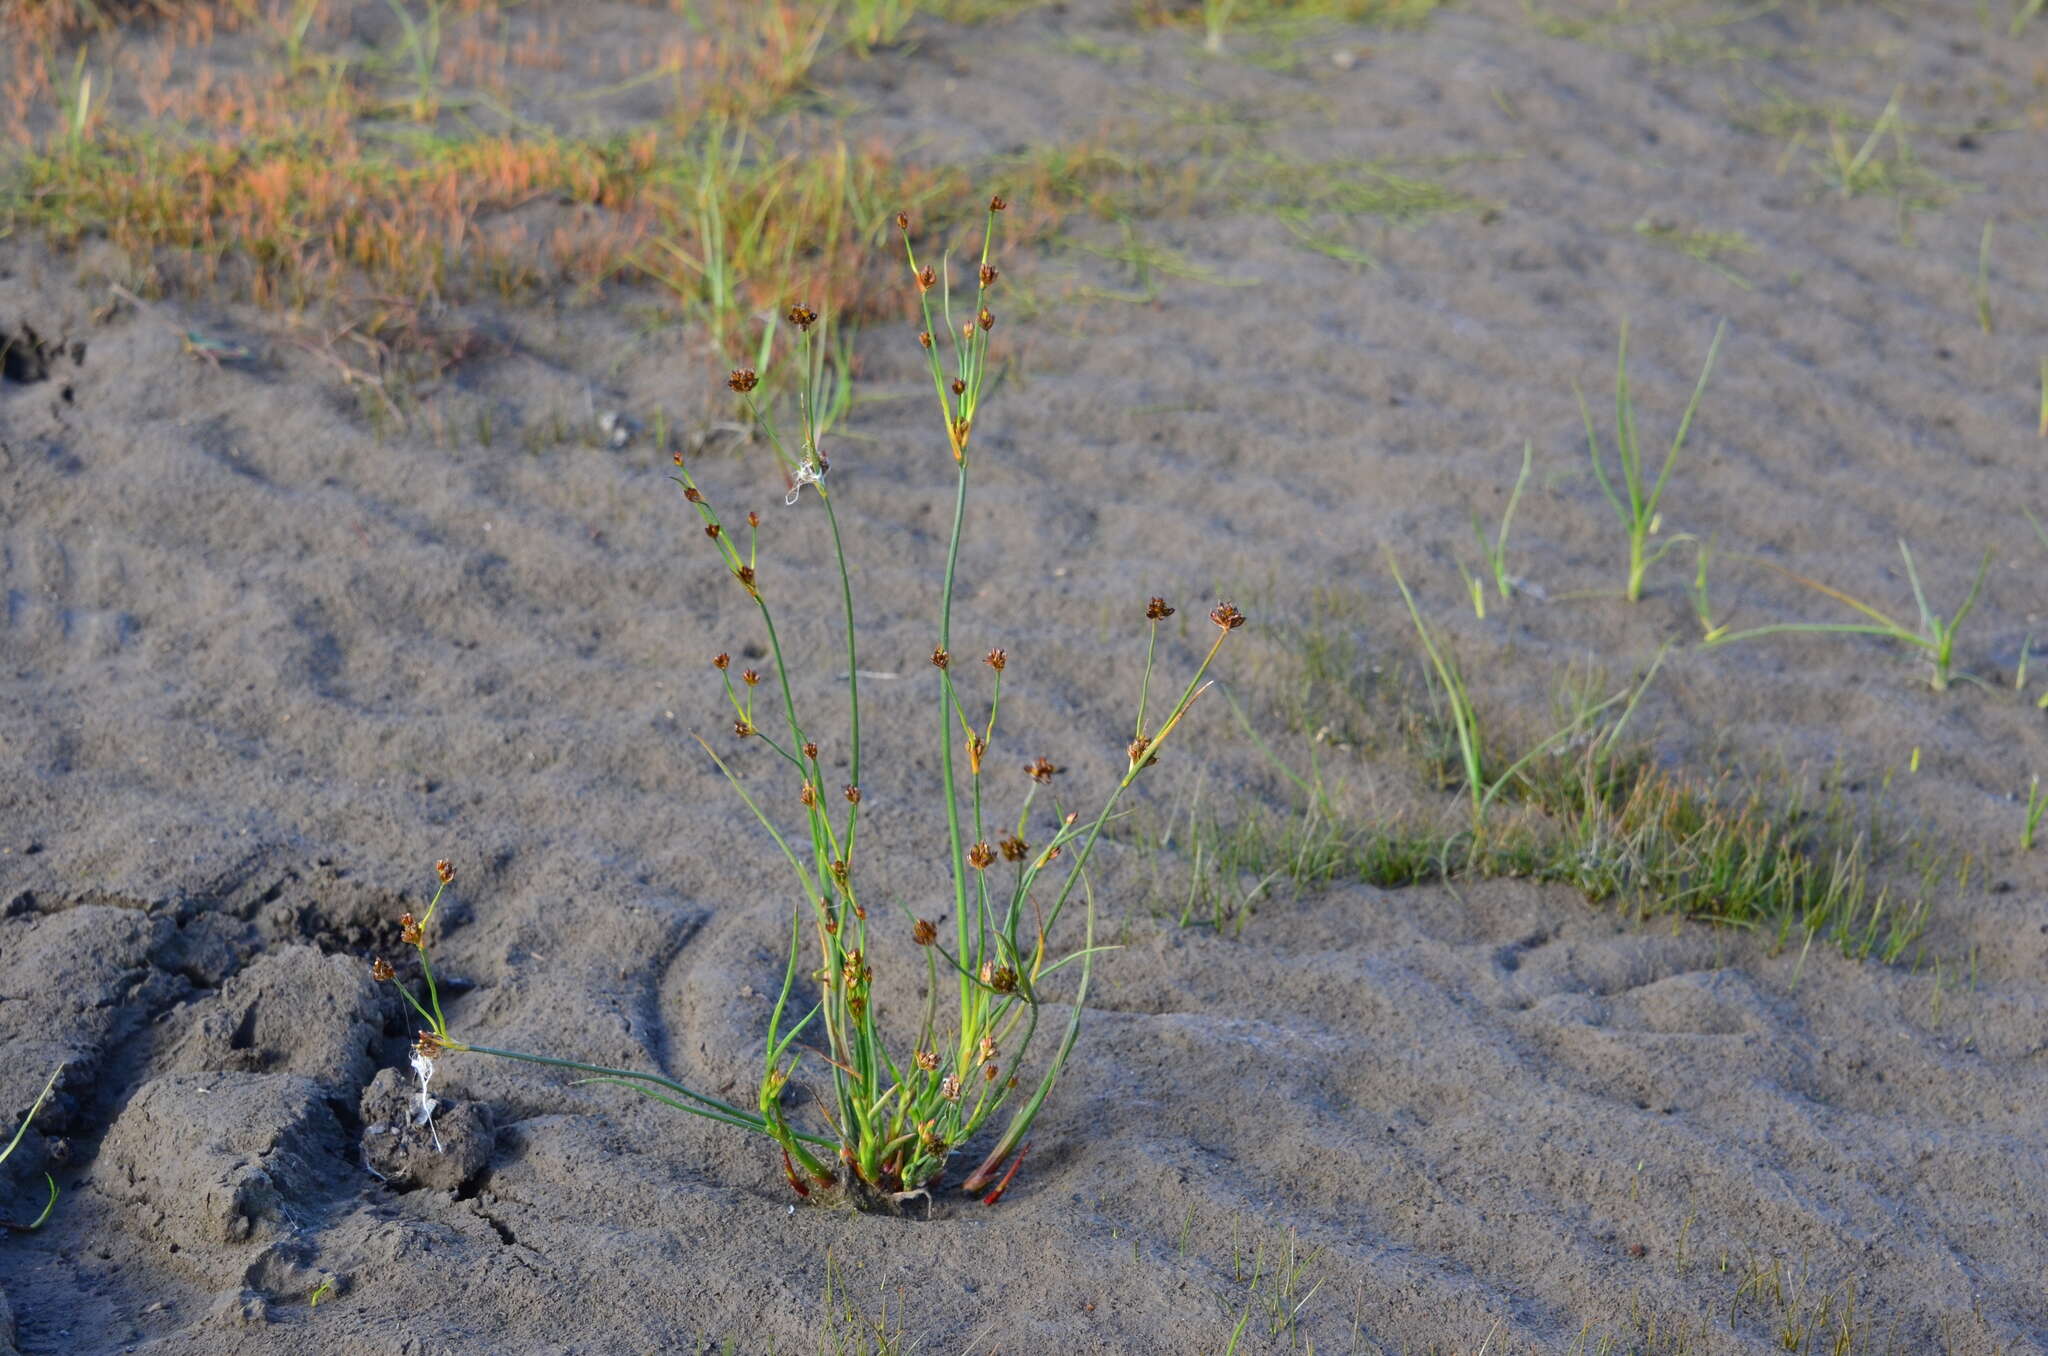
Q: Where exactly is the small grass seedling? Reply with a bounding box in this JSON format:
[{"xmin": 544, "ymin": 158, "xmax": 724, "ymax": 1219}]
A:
[
  {"xmin": 377, "ymin": 204, "xmax": 1245, "ymax": 1212},
  {"xmin": 1687, "ymin": 535, "xmax": 1730, "ymax": 642},
  {"xmin": 1459, "ymin": 441, "xmax": 1532, "ymax": 618},
  {"xmin": 1974, "ymin": 220, "xmax": 1996, "ymax": 335},
  {"xmin": 2024, "ymin": 777, "xmax": 2046, "ymax": 852},
  {"xmin": 2, "ymin": 1065, "xmax": 61, "ymax": 1230},
  {"xmin": 1578, "ymin": 319, "xmax": 1726, "ymax": 602},
  {"xmin": 1707, "ymin": 542, "xmax": 1992, "ymax": 692}
]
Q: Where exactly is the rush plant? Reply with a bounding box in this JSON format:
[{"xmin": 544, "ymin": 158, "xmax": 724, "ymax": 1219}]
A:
[{"xmin": 375, "ymin": 202, "xmax": 1243, "ymax": 1211}]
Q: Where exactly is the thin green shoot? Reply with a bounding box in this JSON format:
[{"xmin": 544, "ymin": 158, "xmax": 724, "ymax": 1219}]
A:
[
  {"xmin": 2, "ymin": 1065, "xmax": 62, "ymax": 1230},
  {"xmin": 2023, "ymin": 776, "xmax": 2046, "ymax": 852},
  {"xmin": 1820, "ymin": 86, "xmax": 1904, "ymax": 198},
  {"xmin": 1463, "ymin": 440, "xmax": 1531, "ymax": 615},
  {"xmin": 2015, "ymin": 0, "xmax": 2045, "ymax": 37},
  {"xmin": 382, "ymin": 0, "xmax": 446, "ymax": 123},
  {"xmin": 1706, "ymin": 542, "xmax": 1992, "ymax": 692},
  {"xmin": 309, "ymin": 1277, "xmax": 336, "ymax": 1308},
  {"xmin": 1687, "ymin": 534, "xmax": 1730, "ymax": 642},
  {"xmin": 1975, "ymin": 220, "xmax": 1995, "ymax": 335},
  {"xmin": 1578, "ymin": 318, "xmax": 1726, "ymax": 602}
]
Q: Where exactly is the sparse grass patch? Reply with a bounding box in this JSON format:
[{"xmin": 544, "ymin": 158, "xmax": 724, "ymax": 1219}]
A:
[
  {"xmin": 1632, "ymin": 216, "xmax": 1758, "ymax": 290},
  {"xmin": 1706, "ymin": 542, "xmax": 1992, "ymax": 693}
]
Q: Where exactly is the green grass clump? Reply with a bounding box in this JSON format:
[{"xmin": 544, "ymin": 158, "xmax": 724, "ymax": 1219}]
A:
[
  {"xmin": 1578, "ymin": 319, "xmax": 1726, "ymax": 603},
  {"xmin": 378, "ymin": 206, "xmax": 1246, "ymax": 1211}
]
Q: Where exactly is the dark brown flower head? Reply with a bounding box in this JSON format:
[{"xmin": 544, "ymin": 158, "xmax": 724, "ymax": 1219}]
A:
[
  {"xmin": 705, "ymin": 522, "xmax": 722, "ymax": 540},
  {"xmin": 435, "ymin": 859, "xmax": 455, "ymax": 885},
  {"xmin": 1127, "ymin": 735, "xmax": 1154, "ymax": 767},
  {"xmin": 846, "ymin": 994, "xmax": 866, "ymax": 1021},
  {"xmin": 741, "ymin": 668, "xmax": 761, "ymax": 686},
  {"xmin": 1210, "ymin": 602, "xmax": 1247, "ymax": 631},
  {"xmin": 684, "ymin": 485, "xmax": 703, "ymax": 502},
  {"xmin": 917, "ymin": 265, "xmax": 937, "ymax": 292},
  {"xmin": 399, "ymin": 912, "xmax": 422, "ymax": 947},
  {"xmin": 840, "ymin": 948, "xmax": 868, "ymax": 988},
  {"xmin": 371, "ymin": 957, "xmax": 396, "ymax": 983},
  {"xmin": 989, "ymin": 194, "xmax": 1008, "ymax": 212},
  {"xmin": 747, "ymin": 510, "xmax": 760, "ymax": 528},
  {"xmin": 1146, "ymin": 596, "xmax": 1174, "ymax": 621},
  {"xmin": 673, "ymin": 451, "xmax": 685, "ymax": 467},
  {"xmin": 931, "ymin": 645, "xmax": 950, "ymax": 670},
  {"xmin": 799, "ymin": 782, "xmax": 816, "ymax": 808},
  {"xmin": 979, "ymin": 263, "xmax": 998, "ymax": 288},
  {"xmin": 983, "ymin": 648, "xmax": 1006, "ymax": 671},
  {"xmin": 977, "ymin": 307, "xmax": 994, "ymax": 332},
  {"xmin": 983, "ymin": 1062, "xmax": 1000, "ymax": 1082},
  {"xmin": 968, "ymin": 841, "xmax": 995, "ymax": 870},
  {"xmin": 728, "ymin": 368, "xmax": 758, "ymax": 394},
  {"xmin": 1025, "ymin": 756, "xmax": 1062, "ymax": 783},
  {"xmin": 912, "ymin": 917, "xmax": 937, "ymax": 947},
  {"xmin": 999, "ymin": 835, "xmax": 1029, "ymax": 862},
  {"xmin": 895, "ymin": 211, "xmax": 910, "ymax": 232},
  {"xmin": 951, "ymin": 378, "xmax": 966, "ymax": 396},
  {"xmin": 829, "ymin": 859, "xmax": 848, "ymax": 884},
  {"xmin": 732, "ymin": 718, "xmax": 756, "ymax": 738},
  {"xmin": 713, "ymin": 652, "xmax": 730, "ymax": 670},
  {"xmin": 787, "ymin": 304, "xmax": 817, "ymax": 332},
  {"xmin": 843, "ymin": 784, "xmax": 861, "ymax": 804},
  {"xmin": 914, "ymin": 1048, "xmax": 939, "ymax": 1072},
  {"xmin": 414, "ymin": 1030, "xmax": 447, "ymax": 1058},
  {"xmin": 735, "ymin": 564, "xmax": 757, "ymax": 595},
  {"xmin": 918, "ymin": 330, "xmax": 933, "ymax": 349},
  {"xmin": 803, "ymin": 741, "xmax": 819, "ymax": 760}
]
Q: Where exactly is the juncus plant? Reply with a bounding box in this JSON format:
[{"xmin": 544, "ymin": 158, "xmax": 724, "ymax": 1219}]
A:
[{"xmin": 375, "ymin": 199, "xmax": 1244, "ymax": 1211}]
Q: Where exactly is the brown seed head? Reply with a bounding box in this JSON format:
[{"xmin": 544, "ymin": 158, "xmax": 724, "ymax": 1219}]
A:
[
  {"xmin": 674, "ymin": 451, "xmax": 685, "ymax": 467},
  {"xmin": 733, "ymin": 719, "xmax": 756, "ymax": 737},
  {"xmin": 843, "ymin": 784, "xmax": 861, "ymax": 804},
  {"xmin": 983, "ymin": 1062, "xmax": 1000, "ymax": 1082},
  {"xmin": 728, "ymin": 368, "xmax": 758, "ymax": 394},
  {"xmin": 435, "ymin": 859, "xmax": 455, "ymax": 885},
  {"xmin": 415, "ymin": 1031, "xmax": 445, "ymax": 1059},
  {"xmin": 786, "ymin": 304, "xmax": 817, "ymax": 332},
  {"xmin": 999, "ymin": 835, "xmax": 1029, "ymax": 862},
  {"xmin": 989, "ymin": 194, "xmax": 1008, "ymax": 212},
  {"xmin": 918, "ymin": 330, "xmax": 933, "ymax": 349},
  {"xmin": 1025, "ymin": 755, "xmax": 1062, "ymax": 783},
  {"xmin": 978, "ymin": 307, "xmax": 994, "ymax": 332},
  {"xmin": 841, "ymin": 948, "xmax": 868, "ymax": 988},
  {"xmin": 941, "ymin": 1074, "xmax": 962, "ymax": 1101},
  {"xmin": 980, "ymin": 263, "xmax": 998, "ymax": 288},
  {"xmin": 1146, "ymin": 596, "xmax": 1175, "ymax": 621},
  {"xmin": 735, "ymin": 564, "xmax": 757, "ymax": 595},
  {"xmin": 1127, "ymin": 734, "xmax": 1152, "ymax": 765},
  {"xmin": 705, "ymin": 522, "xmax": 722, "ymax": 540},
  {"xmin": 747, "ymin": 510, "xmax": 760, "ymax": 528},
  {"xmin": 713, "ymin": 652, "xmax": 730, "ymax": 670},
  {"xmin": 847, "ymin": 994, "xmax": 866, "ymax": 1021},
  {"xmin": 895, "ymin": 211, "xmax": 910, "ymax": 232},
  {"xmin": 799, "ymin": 782, "xmax": 816, "ymax": 808},
  {"xmin": 684, "ymin": 485, "xmax": 703, "ymax": 502},
  {"xmin": 983, "ymin": 648, "xmax": 1006, "ymax": 671},
  {"xmin": 740, "ymin": 668, "xmax": 761, "ymax": 686},
  {"xmin": 399, "ymin": 912, "xmax": 422, "ymax": 947},
  {"xmin": 1210, "ymin": 602, "xmax": 1247, "ymax": 631},
  {"xmin": 912, "ymin": 918, "xmax": 937, "ymax": 946},
  {"xmin": 988, "ymin": 967, "xmax": 1016, "ymax": 995},
  {"xmin": 977, "ymin": 1032, "xmax": 997, "ymax": 1061},
  {"xmin": 916, "ymin": 265, "xmax": 937, "ymax": 292},
  {"xmin": 951, "ymin": 377, "xmax": 966, "ymax": 396},
  {"xmin": 914, "ymin": 1048, "xmax": 939, "ymax": 1071},
  {"xmin": 803, "ymin": 741, "xmax": 819, "ymax": 760},
  {"xmin": 968, "ymin": 842, "xmax": 996, "ymax": 870},
  {"xmin": 371, "ymin": 957, "xmax": 396, "ymax": 983},
  {"xmin": 931, "ymin": 646, "xmax": 950, "ymax": 670}
]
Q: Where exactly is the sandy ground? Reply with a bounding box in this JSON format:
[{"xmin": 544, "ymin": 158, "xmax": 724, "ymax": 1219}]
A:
[{"xmin": 4, "ymin": 1, "xmax": 2048, "ymax": 1351}]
